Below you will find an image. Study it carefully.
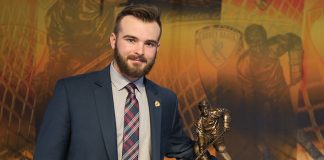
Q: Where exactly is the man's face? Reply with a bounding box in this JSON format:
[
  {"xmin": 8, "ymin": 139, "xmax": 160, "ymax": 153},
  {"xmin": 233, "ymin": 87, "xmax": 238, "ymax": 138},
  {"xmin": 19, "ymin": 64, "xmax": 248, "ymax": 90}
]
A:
[
  {"xmin": 201, "ymin": 106, "xmax": 209, "ymax": 117},
  {"xmin": 246, "ymin": 31, "xmax": 267, "ymax": 55},
  {"xmin": 110, "ymin": 15, "xmax": 160, "ymax": 80}
]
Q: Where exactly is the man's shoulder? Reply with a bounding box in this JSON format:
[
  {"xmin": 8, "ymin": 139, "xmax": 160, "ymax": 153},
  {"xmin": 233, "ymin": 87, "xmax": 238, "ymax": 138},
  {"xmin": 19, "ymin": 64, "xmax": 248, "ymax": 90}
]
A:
[
  {"xmin": 57, "ymin": 68, "xmax": 107, "ymax": 88},
  {"xmin": 61, "ymin": 70, "xmax": 101, "ymax": 82}
]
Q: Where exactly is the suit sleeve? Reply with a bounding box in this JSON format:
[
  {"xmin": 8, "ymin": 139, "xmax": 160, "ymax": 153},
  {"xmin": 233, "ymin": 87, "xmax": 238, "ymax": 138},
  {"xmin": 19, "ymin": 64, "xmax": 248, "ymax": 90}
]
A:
[
  {"xmin": 34, "ymin": 80, "xmax": 71, "ymax": 160},
  {"xmin": 164, "ymin": 97, "xmax": 196, "ymax": 160}
]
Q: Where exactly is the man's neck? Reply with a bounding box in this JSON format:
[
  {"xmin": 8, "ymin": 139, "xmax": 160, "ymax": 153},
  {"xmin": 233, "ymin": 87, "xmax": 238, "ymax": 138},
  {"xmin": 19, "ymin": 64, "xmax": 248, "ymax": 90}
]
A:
[{"xmin": 112, "ymin": 60, "xmax": 141, "ymax": 82}]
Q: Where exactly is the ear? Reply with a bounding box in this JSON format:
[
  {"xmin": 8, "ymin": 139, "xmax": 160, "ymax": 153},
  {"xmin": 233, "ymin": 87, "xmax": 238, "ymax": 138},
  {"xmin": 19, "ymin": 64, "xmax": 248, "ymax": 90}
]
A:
[
  {"xmin": 156, "ymin": 43, "xmax": 160, "ymax": 52},
  {"xmin": 110, "ymin": 33, "xmax": 116, "ymax": 49}
]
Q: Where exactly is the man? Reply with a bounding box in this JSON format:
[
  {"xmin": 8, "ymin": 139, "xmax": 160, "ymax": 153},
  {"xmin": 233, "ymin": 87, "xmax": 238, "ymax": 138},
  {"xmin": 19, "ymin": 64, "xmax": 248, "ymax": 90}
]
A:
[
  {"xmin": 194, "ymin": 100, "xmax": 231, "ymax": 160},
  {"xmin": 237, "ymin": 24, "xmax": 301, "ymax": 159},
  {"xmin": 34, "ymin": 4, "xmax": 198, "ymax": 160}
]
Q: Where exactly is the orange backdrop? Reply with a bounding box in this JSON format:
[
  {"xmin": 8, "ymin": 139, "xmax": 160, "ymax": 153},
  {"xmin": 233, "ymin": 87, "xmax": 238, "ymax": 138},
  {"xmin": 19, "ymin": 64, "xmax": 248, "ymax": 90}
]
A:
[{"xmin": 0, "ymin": 0, "xmax": 323, "ymax": 159}]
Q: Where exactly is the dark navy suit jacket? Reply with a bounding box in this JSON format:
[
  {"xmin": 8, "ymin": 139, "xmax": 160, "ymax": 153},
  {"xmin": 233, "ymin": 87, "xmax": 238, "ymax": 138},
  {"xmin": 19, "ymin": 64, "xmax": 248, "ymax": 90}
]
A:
[{"xmin": 34, "ymin": 66, "xmax": 195, "ymax": 160}]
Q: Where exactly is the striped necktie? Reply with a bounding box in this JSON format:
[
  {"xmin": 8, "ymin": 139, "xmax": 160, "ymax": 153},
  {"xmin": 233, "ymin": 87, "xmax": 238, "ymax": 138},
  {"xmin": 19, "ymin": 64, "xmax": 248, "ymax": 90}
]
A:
[{"xmin": 122, "ymin": 83, "xmax": 139, "ymax": 160}]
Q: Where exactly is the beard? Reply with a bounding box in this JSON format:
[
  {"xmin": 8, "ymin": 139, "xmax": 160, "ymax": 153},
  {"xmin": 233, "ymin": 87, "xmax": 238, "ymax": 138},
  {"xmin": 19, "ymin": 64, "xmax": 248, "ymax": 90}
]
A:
[{"xmin": 114, "ymin": 46, "xmax": 156, "ymax": 78}]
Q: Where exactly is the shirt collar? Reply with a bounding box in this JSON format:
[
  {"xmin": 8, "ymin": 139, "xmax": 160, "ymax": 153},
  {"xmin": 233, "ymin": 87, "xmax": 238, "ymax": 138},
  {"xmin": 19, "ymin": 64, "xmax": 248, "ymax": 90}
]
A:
[{"xmin": 110, "ymin": 61, "xmax": 145, "ymax": 93}]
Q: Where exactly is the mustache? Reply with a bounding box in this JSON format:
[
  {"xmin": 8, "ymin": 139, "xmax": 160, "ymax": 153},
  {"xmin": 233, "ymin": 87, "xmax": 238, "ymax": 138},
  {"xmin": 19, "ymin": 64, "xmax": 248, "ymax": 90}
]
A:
[{"xmin": 127, "ymin": 55, "xmax": 147, "ymax": 63}]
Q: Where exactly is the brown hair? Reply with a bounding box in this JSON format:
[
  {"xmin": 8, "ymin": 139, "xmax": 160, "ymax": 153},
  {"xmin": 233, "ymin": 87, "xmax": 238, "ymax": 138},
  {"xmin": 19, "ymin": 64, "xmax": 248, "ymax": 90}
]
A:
[{"xmin": 113, "ymin": 4, "xmax": 162, "ymax": 39}]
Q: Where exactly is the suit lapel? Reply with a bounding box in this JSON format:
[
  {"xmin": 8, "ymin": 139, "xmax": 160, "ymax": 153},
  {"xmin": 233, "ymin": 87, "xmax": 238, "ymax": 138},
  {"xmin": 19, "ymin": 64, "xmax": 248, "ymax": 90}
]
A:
[
  {"xmin": 145, "ymin": 79, "xmax": 162, "ymax": 160},
  {"xmin": 93, "ymin": 66, "xmax": 118, "ymax": 160}
]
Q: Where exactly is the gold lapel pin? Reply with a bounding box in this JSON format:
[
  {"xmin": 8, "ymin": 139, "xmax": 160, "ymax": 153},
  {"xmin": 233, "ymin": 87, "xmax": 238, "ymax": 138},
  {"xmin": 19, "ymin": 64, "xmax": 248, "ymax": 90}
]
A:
[{"xmin": 154, "ymin": 101, "xmax": 160, "ymax": 107}]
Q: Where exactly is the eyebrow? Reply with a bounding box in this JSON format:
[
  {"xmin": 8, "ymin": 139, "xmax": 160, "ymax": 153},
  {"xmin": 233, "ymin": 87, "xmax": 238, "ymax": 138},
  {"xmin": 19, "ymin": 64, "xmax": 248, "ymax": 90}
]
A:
[
  {"xmin": 122, "ymin": 35, "xmax": 138, "ymax": 40},
  {"xmin": 122, "ymin": 35, "xmax": 159, "ymax": 45}
]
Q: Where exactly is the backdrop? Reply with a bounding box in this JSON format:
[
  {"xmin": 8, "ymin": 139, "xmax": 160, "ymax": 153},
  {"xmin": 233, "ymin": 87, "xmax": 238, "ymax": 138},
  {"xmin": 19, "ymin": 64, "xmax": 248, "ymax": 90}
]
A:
[{"xmin": 0, "ymin": 0, "xmax": 324, "ymax": 159}]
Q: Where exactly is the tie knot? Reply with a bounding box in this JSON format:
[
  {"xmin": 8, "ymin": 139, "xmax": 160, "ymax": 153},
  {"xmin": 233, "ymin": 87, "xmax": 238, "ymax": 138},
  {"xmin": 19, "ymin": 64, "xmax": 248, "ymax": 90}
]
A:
[{"xmin": 125, "ymin": 83, "xmax": 136, "ymax": 94}]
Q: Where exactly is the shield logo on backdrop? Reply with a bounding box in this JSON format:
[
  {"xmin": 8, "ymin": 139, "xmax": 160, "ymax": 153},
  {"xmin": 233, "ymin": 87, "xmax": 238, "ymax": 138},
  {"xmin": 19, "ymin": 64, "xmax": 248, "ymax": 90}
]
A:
[{"xmin": 195, "ymin": 25, "xmax": 243, "ymax": 107}]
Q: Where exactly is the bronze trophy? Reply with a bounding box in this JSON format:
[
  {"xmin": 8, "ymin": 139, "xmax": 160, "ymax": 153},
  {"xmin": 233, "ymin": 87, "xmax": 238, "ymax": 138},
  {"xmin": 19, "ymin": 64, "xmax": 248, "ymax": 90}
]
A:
[{"xmin": 193, "ymin": 100, "xmax": 232, "ymax": 160}]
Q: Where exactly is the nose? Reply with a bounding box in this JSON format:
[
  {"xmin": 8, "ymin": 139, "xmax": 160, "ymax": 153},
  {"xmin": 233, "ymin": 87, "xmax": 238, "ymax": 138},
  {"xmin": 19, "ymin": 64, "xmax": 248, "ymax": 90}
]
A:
[{"xmin": 134, "ymin": 42, "xmax": 145, "ymax": 55}]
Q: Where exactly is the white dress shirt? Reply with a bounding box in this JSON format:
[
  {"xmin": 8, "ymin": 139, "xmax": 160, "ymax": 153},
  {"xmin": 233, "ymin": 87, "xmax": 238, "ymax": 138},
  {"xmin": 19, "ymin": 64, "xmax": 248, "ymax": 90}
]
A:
[{"xmin": 110, "ymin": 62, "xmax": 151, "ymax": 160}]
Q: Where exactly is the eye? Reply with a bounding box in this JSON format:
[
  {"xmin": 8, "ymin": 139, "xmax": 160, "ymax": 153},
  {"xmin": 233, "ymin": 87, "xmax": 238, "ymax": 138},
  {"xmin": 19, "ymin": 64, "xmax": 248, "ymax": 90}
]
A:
[
  {"xmin": 126, "ymin": 38, "xmax": 136, "ymax": 43},
  {"xmin": 145, "ymin": 42, "xmax": 158, "ymax": 48}
]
